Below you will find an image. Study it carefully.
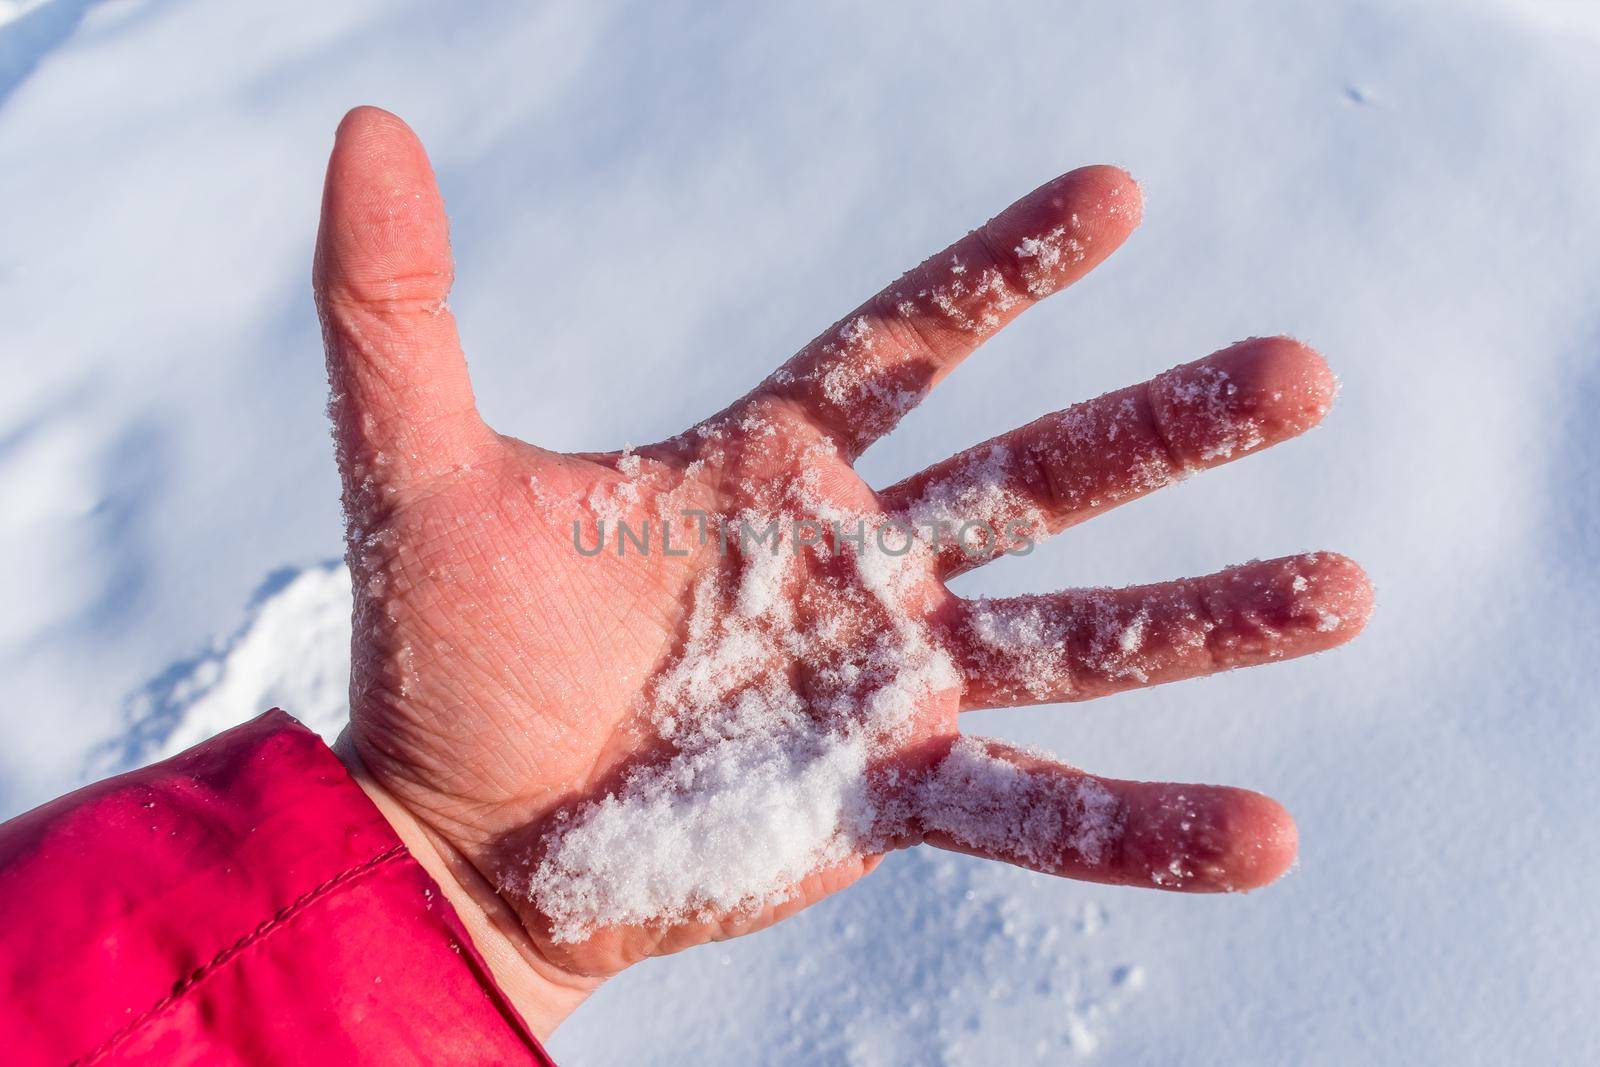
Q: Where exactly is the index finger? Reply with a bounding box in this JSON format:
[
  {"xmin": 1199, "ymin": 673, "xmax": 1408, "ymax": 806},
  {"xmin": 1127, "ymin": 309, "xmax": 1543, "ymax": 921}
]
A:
[{"xmin": 750, "ymin": 166, "xmax": 1142, "ymax": 457}]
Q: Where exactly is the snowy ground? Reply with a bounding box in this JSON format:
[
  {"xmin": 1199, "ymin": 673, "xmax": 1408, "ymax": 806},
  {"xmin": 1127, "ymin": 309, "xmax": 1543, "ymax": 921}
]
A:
[{"xmin": 3, "ymin": 1, "xmax": 1598, "ymax": 1062}]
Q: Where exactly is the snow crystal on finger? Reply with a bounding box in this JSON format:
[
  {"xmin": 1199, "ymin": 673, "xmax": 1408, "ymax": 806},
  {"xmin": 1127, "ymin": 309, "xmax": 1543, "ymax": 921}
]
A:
[
  {"xmin": 903, "ymin": 443, "xmax": 1045, "ymax": 557},
  {"xmin": 964, "ymin": 597, "xmax": 1069, "ymax": 701},
  {"xmin": 919, "ymin": 737, "xmax": 1122, "ymax": 869},
  {"xmin": 1148, "ymin": 364, "xmax": 1267, "ymax": 464}
]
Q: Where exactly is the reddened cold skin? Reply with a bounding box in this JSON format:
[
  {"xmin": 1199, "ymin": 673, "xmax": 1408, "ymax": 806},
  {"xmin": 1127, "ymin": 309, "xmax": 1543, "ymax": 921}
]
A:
[{"xmin": 316, "ymin": 106, "xmax": 1371, "ymax": 1039}]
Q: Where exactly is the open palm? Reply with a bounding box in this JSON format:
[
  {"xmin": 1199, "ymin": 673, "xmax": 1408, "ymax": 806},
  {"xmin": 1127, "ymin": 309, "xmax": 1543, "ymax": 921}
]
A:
[{"xmin": 316, "ymin": 108, "xmax": 1370, "ymax": 1034}]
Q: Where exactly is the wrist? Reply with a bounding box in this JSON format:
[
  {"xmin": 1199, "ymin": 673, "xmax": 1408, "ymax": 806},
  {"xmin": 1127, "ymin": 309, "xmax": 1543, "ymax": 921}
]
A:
[{"xmin": 332, "ymin": 731, "xmax": 601, "ymax": 1039}]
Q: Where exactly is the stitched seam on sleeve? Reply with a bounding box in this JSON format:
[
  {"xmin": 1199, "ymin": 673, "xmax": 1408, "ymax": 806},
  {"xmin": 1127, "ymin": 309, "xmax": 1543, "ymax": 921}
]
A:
[{"xmin": 72, "ymin": 843, "xmax": 408, "ymax": 1066}]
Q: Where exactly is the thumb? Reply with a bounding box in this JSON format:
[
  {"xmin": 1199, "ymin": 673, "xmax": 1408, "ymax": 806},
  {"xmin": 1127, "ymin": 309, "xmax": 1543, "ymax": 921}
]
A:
[{"xmin": 314, "ymin": 106, "xmax": 494, "ymax": 504}]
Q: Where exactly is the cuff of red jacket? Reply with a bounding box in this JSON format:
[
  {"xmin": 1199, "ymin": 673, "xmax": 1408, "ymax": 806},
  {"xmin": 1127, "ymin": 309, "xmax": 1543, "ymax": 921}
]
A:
[{"xmin": 0, "ymin": 709, "xmax": 553, "ymax": 1066}]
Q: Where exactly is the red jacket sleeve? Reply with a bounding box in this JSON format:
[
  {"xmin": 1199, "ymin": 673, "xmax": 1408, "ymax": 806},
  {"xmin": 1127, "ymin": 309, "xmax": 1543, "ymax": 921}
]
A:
[{"xmin": 0, "ymin": 710, "xmax": 555, "ymax": 1066}]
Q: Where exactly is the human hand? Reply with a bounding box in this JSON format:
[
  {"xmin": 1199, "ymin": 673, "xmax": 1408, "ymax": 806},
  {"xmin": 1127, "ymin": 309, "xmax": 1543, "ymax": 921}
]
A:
[{"xmin": 315, "ymin": 107, "xmax": 1371, "ymax": 1036}]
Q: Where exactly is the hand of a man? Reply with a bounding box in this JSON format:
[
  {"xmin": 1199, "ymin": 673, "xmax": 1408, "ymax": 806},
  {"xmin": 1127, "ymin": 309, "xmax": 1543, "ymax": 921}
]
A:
[{"xmin": 316, "ymin": 107, "xmax": 1371, "ymax": 1037}]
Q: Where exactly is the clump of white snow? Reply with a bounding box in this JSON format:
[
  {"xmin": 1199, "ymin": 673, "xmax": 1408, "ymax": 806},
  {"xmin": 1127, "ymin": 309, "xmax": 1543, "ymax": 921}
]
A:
[
  {"xmin": 528, "ymin": 729, "xmax": 875, "ymax": 940},
  {"xmin": 526, "ymin": 465, "xmax": 965, "ymax": 939}
]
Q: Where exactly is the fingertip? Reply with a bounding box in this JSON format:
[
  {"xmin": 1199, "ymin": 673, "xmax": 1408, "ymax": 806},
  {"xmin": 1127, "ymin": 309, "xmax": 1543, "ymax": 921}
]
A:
[
  {"xmin": 1154, "ymin": 337, "xmax": 1338, "ymax": 468},
  {"xmin": 1293, "ymin": 551, "xmax": 1375, "ymax": 641},
  {"xmin": 986, "ymin": 165, "xmax": 1143, "ymax": 299},
  {"xmin": 336, "ymin": 104, "xmax": 409, "ymax": 138},
  {"xmin": 1131, "ymin": 784, "xmax": 1298, "ymax": 893},
  {"xmin": 1057, "ymin": 165, "xmax": 1143, "ymax": 255},
  {"xmin": 1065, "ymin": 164, "xmax": 1144, "ymax": 229},
  {"xmin": 316, "ymin": 105, "xmax": 451, "ymax": 306},
  {"xmin": 1195, "ymin": 553, "xmax": 1373, "ymax": 667},
  {"xmin": 329, "ymin": 106, "xmax": 430, "ymax": 180},
  {"xmin": 1223, "ymin": 336, "xmax": 1338, "ymax": 433},
  {"xmin": 1110, "ymin": 167, "xmax": 1144, "ymax": 222},
  {"xmin": 1213, "ymin": 789, "xmax": 1299, "ymax": 891}
]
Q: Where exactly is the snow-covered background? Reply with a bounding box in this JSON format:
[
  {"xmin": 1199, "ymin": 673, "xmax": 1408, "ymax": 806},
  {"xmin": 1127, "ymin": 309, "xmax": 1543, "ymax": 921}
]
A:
[{"xmin": 3, "ymin": 0, "xmax": 1597, "ymax": 1061}]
